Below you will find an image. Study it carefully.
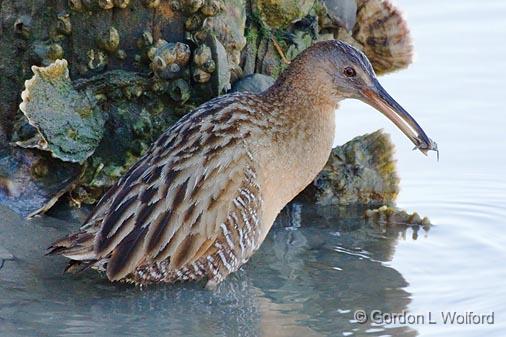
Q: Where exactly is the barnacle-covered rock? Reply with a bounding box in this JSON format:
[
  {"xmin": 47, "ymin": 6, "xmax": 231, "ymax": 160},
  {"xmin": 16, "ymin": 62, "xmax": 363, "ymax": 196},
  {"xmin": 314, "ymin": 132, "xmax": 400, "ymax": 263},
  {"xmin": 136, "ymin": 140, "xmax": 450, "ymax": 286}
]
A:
[
  {"xmin": 192, "ymin": 44, "xmax": 214, "ymax": 83},
  {"xmin": 353, "ymin": 0, "xmax": 413, "ymax": 75},
  {"xmin": 68, "ymin": 0, "xmax": 84, "ymax": 12},
  {"xmin": 113, "ymin": 0, "xmax": 130, "ymax": 8},
  {"xmin": 0, "ymin": 148, "xmax": 80, "ymax": 218},
  {"xmin": 192, "ymin": 68, "xmax": 211, "ymax": 83},
  {"xmin": 253, "ymin": 0, "xmax": 315, "ymax": 29},
  {"xmin": 33, "ymin": 42, "xmax": 64, "ymax": 66},
  {"xmin": 68, "ymin": 70, "xmax": 181, "ymax": 204},
  {"xmin": 56, "ymin": 13, "xmax": 72, "ymax": 35},
  {"xmin": 97, "ymin": 27, "xmax": 120, "ymax": 53},
  {"xmin": 192, "ymin": 35, "xmax": 231, "ymax": 96},
  {"xmin": 98, "ymin": 0, "xmax": 114, "ymax": 10},
  {"xmin": 298, "ymin": 130, "xmax": 399, "ymax": 206},
  {"xmin": 137, "ymin": 31, "xmax": 154, "ymax": 50},
  {"xmin": 193, "ymin": 44, "xmax": 212, "ymax": 66},
  {"xmin": 201, "ymin": 0, "xmax": 245, "ymax": 80},
  {"xmin": 149, "ymin": 40, "xmax": 191, "ymax": 80},
  {"xmin": 180, "ymin": 0, "xmax": 204, "ymax": 14},
  {"xmin": 366, "ymin": 205, "xmax": 431, "ymax": 229},
  {"xmin": 87, "ymin": 48, "xmax": 108, "ymax": 71},
  {"xmin": 169, "ymin": 79, "xmax": 191, "ymax": 103},
  {"xmin": 82, "ymin": 0, "xmax": 104, "ymax": 11},
  {"xmin": 255, "ymin": 37, "xmax": 287, "ymax": 78},
  {"xmin": 200, "ymin": 0, "xmax": 224, "ymax": 17},
  {"xmin": 116, "ymin": 49, "xmax": 127, "ymax": 60},
  {"xmin": 13, "ymin": 15, "xmax": 32, "ymax": 39},
  {"xmin": 185, "ymin": 14, "xmax": 204, "ymax": 31},
  {"xmin": 142, "ymin": 0, "xmax": 160, "ymax": 8},
  {"xmin": 18, "ymin": 60, "xmax": 105, "ymax": 164}
]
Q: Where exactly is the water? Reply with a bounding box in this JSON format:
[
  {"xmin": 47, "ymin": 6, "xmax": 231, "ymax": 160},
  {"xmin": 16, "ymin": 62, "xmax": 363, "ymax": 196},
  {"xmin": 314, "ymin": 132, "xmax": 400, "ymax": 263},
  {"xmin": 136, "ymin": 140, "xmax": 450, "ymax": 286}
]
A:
[{"xmin": 1, "ymin": 1, "xmax": 505, "ymax": 336}]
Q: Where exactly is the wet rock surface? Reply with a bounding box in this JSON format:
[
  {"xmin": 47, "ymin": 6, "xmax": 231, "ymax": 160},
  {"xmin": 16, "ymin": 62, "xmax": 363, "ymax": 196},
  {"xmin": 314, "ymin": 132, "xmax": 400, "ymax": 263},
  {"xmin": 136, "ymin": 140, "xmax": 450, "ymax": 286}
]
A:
[
  {"xmin": 297, "ymin": 129, "xmax": 399, "ymax": 206},
  {"xmin": 0, "ymin": 147, "xmax": 81, "ymax": 218},
  {"xmin": 230, "ymin": 73, "xmax": 275, "ymax": 93},
  {"xmin": 322, "ymin": 0, "xmax": 357, "ymax": 31}
]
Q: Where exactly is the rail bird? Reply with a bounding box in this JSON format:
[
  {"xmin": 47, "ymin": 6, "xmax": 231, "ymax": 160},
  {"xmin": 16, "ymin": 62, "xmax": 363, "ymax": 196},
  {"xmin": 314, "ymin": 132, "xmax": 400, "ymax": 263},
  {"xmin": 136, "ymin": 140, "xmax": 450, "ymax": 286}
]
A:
[{"xmin": 47, "ymin": 40, "xmax": 437, "ymax": 289}]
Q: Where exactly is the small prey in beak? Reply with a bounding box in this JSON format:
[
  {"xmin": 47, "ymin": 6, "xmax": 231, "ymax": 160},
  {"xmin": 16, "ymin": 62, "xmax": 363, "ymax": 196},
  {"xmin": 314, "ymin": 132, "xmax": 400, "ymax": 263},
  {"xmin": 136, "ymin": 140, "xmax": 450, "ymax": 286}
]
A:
[{"xmin": 361, "ymin": 80, "xmax": 439, "ymax": 160}]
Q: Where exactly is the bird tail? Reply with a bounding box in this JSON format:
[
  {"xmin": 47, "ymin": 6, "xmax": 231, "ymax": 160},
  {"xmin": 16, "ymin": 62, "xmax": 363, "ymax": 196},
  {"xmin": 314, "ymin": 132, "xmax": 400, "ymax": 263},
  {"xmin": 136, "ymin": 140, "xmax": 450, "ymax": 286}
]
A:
[
  {"xmin": 46, "ymin": 231, "xmax": 99, "ymax": 273},
  {"xmin": 353, "ymin": 0, "xmax": 413, "ymax": 75}
]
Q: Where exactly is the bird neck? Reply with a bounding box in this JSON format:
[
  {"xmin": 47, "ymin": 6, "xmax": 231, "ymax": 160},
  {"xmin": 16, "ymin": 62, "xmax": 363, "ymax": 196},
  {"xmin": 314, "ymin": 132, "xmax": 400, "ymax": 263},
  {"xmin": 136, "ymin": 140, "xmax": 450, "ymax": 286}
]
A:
[
  {"xmin": 253, "ymin": 62, "xmax": 340, "ymax": 232},
  {"xmin": 262, "ymin": 55, "xmax": 341, "ymax": 116}
]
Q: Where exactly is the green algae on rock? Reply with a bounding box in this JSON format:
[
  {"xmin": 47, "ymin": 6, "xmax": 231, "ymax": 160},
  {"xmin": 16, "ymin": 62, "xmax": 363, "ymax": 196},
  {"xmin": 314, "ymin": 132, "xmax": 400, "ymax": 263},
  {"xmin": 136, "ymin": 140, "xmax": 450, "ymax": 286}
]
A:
[
  {"xmin": 253, "ymin": 0, "xmax": 315, "ymax": 29},
  {"xmin": 297, "ymin": 130, "xmax": 399, "ymax": 206},
  {"xmin": 18, "ymin": 60, "xmax": 105, "ymax": 164}
]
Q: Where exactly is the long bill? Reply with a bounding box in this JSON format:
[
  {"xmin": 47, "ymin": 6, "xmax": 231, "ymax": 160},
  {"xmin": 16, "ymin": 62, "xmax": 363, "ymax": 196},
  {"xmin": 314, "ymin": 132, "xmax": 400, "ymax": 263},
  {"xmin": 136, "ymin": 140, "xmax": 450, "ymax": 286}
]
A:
[{"xmin": 361, "ymin": 81, "xmax": 438, "ymax": 158}]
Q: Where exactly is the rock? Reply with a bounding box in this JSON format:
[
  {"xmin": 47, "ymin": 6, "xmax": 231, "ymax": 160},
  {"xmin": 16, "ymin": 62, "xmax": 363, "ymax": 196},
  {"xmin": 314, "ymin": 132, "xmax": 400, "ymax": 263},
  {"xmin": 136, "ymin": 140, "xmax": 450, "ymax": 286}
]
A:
[
  {"xmin": 0, "ymin": 246, "xmax": 14, "ymax": 261},
  {"xmin": 297, "ymin": 129, "xmax": 399, "ymax": 206},
  {"xmin": 148, "ymin": 40, "xmax": 191, "ymax": 80},
  {"xmin": 18, "ymin": 60, "xmax": 105, "ymax": 164},
  {"xmin": 192, "ymin": 35, "xmax": 231, "ymax": 99},
  {"xmin": 253, "ymin": 0, "xmax": 315, "ymax": 29},
  {"xmin": 285, "ymin": 30, "xmax": 314, "ymax": 61},
  {"xmin": 365, "ymin": 205, "xmax": 431, "ymax": 228},
  {"xmin": 202, "ymin": 0, "xmax": 246, "ymax": 81},
  {"xmin": 0, "ymin": 147, "xmax": 81, "ymax": 218},
  {"xmin": 231, "ymin": 73, "xmax": 275, "ymax": 93},
  {"xmin": 322, "ymin": 0, "xmax": 357, "ymax": 31}
]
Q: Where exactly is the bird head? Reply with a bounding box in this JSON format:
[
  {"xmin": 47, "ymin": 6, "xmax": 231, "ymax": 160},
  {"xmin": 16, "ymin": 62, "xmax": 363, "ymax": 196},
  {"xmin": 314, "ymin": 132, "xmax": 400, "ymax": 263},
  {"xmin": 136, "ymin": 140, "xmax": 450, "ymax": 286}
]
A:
[{"xmin": 308, "ymin": 40, "xmax": 438, "ymax": 156}]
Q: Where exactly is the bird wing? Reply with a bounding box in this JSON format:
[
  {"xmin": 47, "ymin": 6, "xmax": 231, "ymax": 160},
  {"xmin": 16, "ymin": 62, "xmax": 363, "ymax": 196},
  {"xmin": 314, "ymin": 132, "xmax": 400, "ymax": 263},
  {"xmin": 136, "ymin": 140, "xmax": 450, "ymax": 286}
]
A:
[{"xmin": 86, "ymin": 96, "xmax": 260, "ymax": 281}]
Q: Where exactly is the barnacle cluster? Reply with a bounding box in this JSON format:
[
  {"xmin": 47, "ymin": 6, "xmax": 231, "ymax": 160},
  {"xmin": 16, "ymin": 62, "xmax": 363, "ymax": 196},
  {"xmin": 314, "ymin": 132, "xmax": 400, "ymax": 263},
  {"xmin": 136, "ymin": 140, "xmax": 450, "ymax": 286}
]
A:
[
  {"xmin": 142, "ymin": 0, "xmax": 160, "ymax": 8},
  {"xmin": 191, "ymin": 44, "xmax": 214, "ymax": 83},
  {"xmin": 33, "ymin": 42, "xmax": 65, "ymax": 66},
  {"xmin": 97, "ymin": 27, "xmax": 120, "ymax": 53},
  {"xmin": 56, "ymin": 13, "xmax": 72, "ymax": 35},
  {"xmin": 148, "ymin": 40, "xmax": 191, "ymax": 80},
  {"xmin": 70, "ymin": 0, "xmax": 130, "ymax": 11}
]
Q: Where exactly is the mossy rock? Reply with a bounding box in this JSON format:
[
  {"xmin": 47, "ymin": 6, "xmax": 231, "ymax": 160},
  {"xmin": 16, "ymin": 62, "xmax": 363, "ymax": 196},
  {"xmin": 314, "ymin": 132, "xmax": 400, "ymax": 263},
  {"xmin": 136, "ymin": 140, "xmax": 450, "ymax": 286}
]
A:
[{"xmin": 253, "ymin": 0, "xmax": 315, "ymax": 29}]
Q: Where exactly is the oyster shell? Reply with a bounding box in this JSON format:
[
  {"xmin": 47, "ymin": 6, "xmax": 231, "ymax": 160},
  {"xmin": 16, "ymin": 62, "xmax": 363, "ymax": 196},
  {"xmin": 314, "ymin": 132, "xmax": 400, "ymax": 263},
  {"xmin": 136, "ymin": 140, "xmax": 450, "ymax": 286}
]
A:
[{"xmin": 18, "ymin": 60, "xmax": 105, "ymax": 164}]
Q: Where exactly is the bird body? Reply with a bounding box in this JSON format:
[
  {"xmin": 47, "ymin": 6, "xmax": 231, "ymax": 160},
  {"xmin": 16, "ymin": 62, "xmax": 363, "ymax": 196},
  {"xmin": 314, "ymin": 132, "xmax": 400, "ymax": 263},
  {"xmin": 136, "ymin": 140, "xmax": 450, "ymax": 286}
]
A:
[{"xmin": 48, "ymin": 41, "xmax": 436, "ymax": 288}]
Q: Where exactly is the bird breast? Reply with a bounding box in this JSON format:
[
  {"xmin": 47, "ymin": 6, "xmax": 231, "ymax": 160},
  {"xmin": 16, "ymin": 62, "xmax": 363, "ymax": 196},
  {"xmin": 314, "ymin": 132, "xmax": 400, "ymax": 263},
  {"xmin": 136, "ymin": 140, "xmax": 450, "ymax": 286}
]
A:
[{"xmin": 251, "ymin": 102, "xmax": 337, "ymax": 233}]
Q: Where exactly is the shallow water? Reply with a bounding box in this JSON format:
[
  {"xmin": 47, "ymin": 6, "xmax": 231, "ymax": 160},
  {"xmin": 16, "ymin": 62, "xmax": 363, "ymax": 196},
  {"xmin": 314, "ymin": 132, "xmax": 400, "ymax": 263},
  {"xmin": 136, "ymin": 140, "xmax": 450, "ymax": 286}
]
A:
[{"xmin": 1, "ymin": 1, "xmax": 505, "ymax": 336}]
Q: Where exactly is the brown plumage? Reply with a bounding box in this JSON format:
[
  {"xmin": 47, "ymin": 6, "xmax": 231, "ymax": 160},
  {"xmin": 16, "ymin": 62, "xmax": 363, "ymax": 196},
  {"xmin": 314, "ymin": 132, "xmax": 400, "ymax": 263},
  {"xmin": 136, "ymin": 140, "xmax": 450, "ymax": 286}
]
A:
[{"xmin": 48, "ymin": 40, "xmax": 436, "ymax": 289}]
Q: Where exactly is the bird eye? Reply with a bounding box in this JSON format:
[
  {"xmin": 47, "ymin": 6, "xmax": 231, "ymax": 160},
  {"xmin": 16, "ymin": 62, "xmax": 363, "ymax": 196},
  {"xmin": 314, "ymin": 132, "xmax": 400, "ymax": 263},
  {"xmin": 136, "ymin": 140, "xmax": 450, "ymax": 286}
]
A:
[{"xmin": 344, "ymin": 67, "xmax": 356, "ymax": 77}]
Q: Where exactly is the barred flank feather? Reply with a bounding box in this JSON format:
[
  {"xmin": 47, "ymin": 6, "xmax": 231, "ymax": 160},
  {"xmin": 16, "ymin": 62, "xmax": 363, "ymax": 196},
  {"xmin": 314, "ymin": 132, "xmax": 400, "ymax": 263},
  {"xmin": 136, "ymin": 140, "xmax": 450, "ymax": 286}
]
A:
[{"xmin": 47, "ymin": 92, "xmax": 266, "ymax": 286}]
